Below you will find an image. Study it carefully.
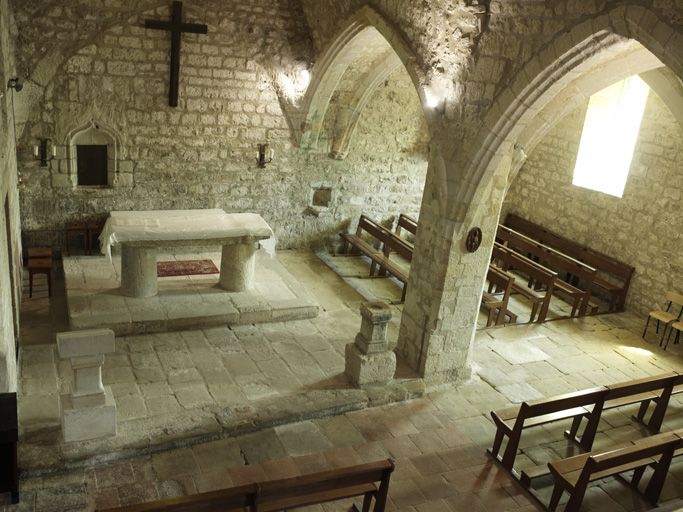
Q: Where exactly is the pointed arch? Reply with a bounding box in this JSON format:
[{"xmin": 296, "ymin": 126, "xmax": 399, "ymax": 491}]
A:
[
  {"xmin": 465, "ymin": 5, "xmax": 683, "ymax": 209},
  {"xmin": 290, "ymin": 5, "xmax": 434, "ymax": 150}
]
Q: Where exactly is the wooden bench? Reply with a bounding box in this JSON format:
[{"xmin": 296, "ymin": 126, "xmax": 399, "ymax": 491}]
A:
[
  {"xmin": 491, "ymin": 243, "xmax": 557, "ymax": 323},
  {"xmin": 99, "ymin": 459, "xmax": 395, "ymax": 512},
  {"xmin": 489, "ymin": 386, "xmax": 609, "ymax": 475},
  {"xmin": 256, "ymin": 458, "xmax": 394, "ymax": 511},
  {"xmin": 340, "ymin": 215, "xmax": 411, "ymax": 300},
  {"xmin": 497, "ymin": 225, "xmax": 598, "ymax": 317},
  {"xmin": 518, "ymin": 372, "xmax": 680, "ymax": 486},
  {"xmin": 547, "ymin": 430, "xmax": 682, "ymax": 512},
  {"xmin": 395, "ymin": 213, "xmax": 417, "ymax": 238},
  {"xmin": 505, "ymin": 213, "xmax": 635, "ymax": 312},
  {"xmin": 482, "ymin": 265, "xmax": 516, "ymax": 326}
]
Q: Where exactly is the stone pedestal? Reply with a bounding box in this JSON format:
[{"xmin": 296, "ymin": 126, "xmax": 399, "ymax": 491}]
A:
[
  {"xmin": 121, "ymin": 244, "xmax": 157, "ymax": 297},
  {"xmin": 219, "ymin": 242, "xmax": 257, "ymax": 291},
  {"xmin": 345, "ymin": 301, "xmax": 396, "ymax": 387},
  {"xmin": 57, "ymin": 329, "xmax": 117, "ymax": 443}
]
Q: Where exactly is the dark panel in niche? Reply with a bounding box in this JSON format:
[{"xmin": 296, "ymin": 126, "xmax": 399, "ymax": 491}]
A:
[{"xmin": 77, "ymin": 145, "xmax": 107, "ymax": 186}]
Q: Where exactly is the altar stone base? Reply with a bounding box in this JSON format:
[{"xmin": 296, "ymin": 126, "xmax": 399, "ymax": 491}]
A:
[
  {"xmin": 61, "ymin": 388, "xmax": 117, "ymax": 443},
  {"xmin": 121, "ymin": 244, "xmax": 157, "ymax": 297},
  {"xmin": 220, "ymin": 243, "xmax": 256, "ymax": 291}
]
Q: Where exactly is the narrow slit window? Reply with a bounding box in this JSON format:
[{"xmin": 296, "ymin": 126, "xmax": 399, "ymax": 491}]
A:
[{"xmin": 572, "ymin": 75, "xmax": 650, "ymax": 198}]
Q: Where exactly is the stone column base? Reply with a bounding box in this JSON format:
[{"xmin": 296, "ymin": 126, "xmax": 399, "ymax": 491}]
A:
[
  {"xmin": 345, "ymin": 343, "xmax": 396, "ymax": 388},
  {"xmin": 219, "ymin": 243, "xmax": 256, "ymax": 291},
  {"xmin": 61, "ymin": 387, "xmax": 117, "ymax": 443},
  {"xmin": 121, "ymin": 244, "xmax": 157, "ymax": 297}
]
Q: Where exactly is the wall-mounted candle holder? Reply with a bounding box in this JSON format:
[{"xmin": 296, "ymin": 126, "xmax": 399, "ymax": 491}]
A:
[
  {"xmin": 33, "ymin": 138, "xmax": 56, "ymax": 167},
  {"xmin": 256, "ymin": 143, "xmax": 274, "ymax": 168}
]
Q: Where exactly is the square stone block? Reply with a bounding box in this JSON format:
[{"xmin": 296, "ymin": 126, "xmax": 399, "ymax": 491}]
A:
[
  {"xmin": 61, "ymin": 387, "xmax": 117, "ymax": 443},
  {"xmin": 345, "ymin": 343, "xmax": 396, "ymax": 388},
  {"xmin": 57, "ymin": 329, "xmax": 116, "ymax": 358}
]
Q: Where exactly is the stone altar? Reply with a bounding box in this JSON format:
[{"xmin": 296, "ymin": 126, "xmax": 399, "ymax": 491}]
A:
[{"xmin": 100, "ymin": 209, "xmax": 275, "ymax": 298}]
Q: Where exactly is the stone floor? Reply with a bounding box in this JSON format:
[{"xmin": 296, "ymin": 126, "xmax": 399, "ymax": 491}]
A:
[
  {"xmin": 7, "ymin": 249, "xmax": 683, "ymax": 511},
  {"xmin": 63, "ymin": 248, "xmax": 319, "ymax": 335}
]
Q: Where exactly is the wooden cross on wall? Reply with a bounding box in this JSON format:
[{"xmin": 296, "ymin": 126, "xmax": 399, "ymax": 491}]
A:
[{"xmin": 145, "ymin": 1, "xmax": 207, "ymax": 107}]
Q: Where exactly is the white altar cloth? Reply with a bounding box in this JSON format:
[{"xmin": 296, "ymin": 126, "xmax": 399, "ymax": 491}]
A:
[
  {"xmin": 100, "ymin": 209, "xmax": 275, "ymax": 260},
  {"xmin": 99, "ymin": 209, "xmax": 276, "ymax": 298}
]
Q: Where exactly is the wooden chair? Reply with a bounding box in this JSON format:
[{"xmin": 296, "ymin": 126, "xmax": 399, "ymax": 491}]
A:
[
  {"xmin": 642, "ymin": 291, "xmax": 683, "ymax": 343},
  {"xmin": 664, "ymin": 321, "xmax": 683, "ymax": 350},
  {"xmin": 65, "ymin": 222, "xmax": 88, "ymax": 256},
  {"xmin": 28, "ymin": 258, "xmax": 52, "ymax": 298}
]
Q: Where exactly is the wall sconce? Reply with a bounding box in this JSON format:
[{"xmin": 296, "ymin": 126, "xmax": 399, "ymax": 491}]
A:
[
  {"xmin": 33, "ymin": 138, "xmax": 56, "ymax": 167},
  {"xmin": 256, "ymin": 143, "xmax": 274, "ymax": 168}
]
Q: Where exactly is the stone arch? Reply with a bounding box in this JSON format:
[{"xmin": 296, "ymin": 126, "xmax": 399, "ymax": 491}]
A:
[
  {"xmin": 466, "ymin": 6, "xmax": 683, "ymax": 210},
  {"xmin": 64, "ymin": 118, "xmax": 122, "ymax": 187},
  {"xmin": 290, "ymin": 5, "xmax": 434, "ymax": 150},
  {"xmin": 395, "ymin": 4, "xmax": 683, "ymax": 386},
  {"xmin": 329, "ymin": 51, "xmax": 402, "ymax": 159}
]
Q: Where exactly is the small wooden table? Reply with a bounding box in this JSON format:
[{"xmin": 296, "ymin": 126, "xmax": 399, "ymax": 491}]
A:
[{"xmin": 100, "ymin": 209, "xmax": 274, "ymax": 298}]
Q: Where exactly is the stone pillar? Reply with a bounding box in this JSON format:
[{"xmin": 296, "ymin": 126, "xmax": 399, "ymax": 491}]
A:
[
  {"xmin": 57, "ymin": 329, "xmax": 117, "ymax": 443},
  {"xmin": 345, "ymin": 301, "xmax": 396, "ymax": 387},
  {"xmin": 121, "ymin": 244, "xmax": 158, "ymax": 297},
  {"xmin": 219, "ymin": 242, "xmax": 256, "ymax": 291}
]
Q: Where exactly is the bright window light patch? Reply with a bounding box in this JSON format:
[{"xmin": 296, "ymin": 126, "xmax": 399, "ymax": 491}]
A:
[{"xmin": 572, "ymin": 75, "xmax": 650, "ymax": 198}]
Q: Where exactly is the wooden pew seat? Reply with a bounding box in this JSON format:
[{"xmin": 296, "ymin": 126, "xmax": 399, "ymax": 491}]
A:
[
  {"xmin": 100, "ymin": 459, "xmax": 395, "ymax": 512},
  {"xmin": 547, "ymin": 431, "xmax": 682, "ymax": 512}
]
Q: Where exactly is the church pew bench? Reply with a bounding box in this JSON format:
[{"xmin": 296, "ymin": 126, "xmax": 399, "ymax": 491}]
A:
[
  {"xmin": 504, "ymin": 213, "xmax": 635, "ymax": 312},
  {"xmin": 396, "ymin": 213, "xmax": 418, "ymax": 237},
  {"xmin": 488, "ymin": 386, "xmax": 609, "ymax": 476},
  {"xmin": 547, "ymin": 430, "xmax": 682, "ymax": 512},
  {"xmin": 491, "ymin": 243, "xmax": 557, "ymax": 323},
  {"xmin": 496, "ymin": 224, "xmax": 597, "ymax": 317},
  {"xmin": 482, "ymin": 264, "xmax": 516, "ymax": 326},
  {"xmin": 340, "ymin": 215, "xmax": 411, "ymax": 301},
  {"xmin": 98, "ymin": 459, "xmax": 395, "ymax": 512},
  {"xmin": 255, "ymin": 458, "xmax": 394, "ymax": 511},
  {"xmin": 98, "ymin": 482, "xmax": 258, "ymax": 511},
  {"xmin": 519, "ymin": 371, "xmax": 680, "ymax": 486}
]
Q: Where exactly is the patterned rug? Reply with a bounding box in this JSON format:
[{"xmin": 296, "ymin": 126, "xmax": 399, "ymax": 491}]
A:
[{"xmin": 157, "ymin": 259, "xmax": 219, "ymax": 278}]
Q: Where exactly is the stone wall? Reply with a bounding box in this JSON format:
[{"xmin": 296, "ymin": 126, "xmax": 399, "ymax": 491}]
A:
[
  {"xmin": 0, "ymin": 0, "xmax": 21, "ymax": 393},
  {"xmin": 16, "ymin": 1, "xmax": 428, "ymax": 252},
  {"xmin": 502, "ymin": 90, "xmax": 683, "ymax": 319}
]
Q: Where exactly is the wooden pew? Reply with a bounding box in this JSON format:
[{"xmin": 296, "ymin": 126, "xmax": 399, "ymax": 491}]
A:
[
  {"xmin": 340, "ymin": 215, "xmax": 411, "ymax": 301},
  {"xmin": 504, "ymin": 213, "xmax": 635, "ymax": 311},
  {"xmin": 497, "ymin": 224, "xmax": 598, "ymax": 317},
  {"xmin": 255, "ymin": 458, "xmax": 394, "ymax": 511},
  {"xmin": 547, "ymin": 430, "xmax": 682, "ymax": 512},
  {"xmin": 98, "ymin": 483, "xmax": 259, "ymax": 511},
  {"xmin": 482, "ymin": 265, "xmax": 516, "ymax": 326},
  {"xmin": 489, "ymin": 386, "xmax": 609, "ymax": 476},
  {"xmin": 100, "ymin": 459, "xmax": 395, "ymax": 512},
  {"xmin": 491, "ymin": 243, "xmax": 557, "ymax": 323},
  {"xmin": 519, "ymin": 372, "xmax": 680, "ymax": 486},
  {"xmin": 395, "ymin": 213, "xmax": 417, "ymax": 238}
]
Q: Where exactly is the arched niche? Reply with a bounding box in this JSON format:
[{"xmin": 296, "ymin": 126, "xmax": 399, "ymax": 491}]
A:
[{"xmin": 66, "ymin": 119, "xmax": 120, "ymax": 187}]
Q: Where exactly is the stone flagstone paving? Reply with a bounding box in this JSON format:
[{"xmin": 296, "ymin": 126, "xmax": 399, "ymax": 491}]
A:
[{"xmin": 8, "ymin": 250, "xmax": 683, "ymax": 511}]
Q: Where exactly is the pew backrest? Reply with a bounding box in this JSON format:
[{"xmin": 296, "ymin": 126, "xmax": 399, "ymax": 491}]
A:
[
  {"xmin": 358, "ymin": 214, "xmax": 413, "ymax": 261},
  {"xmin": 396, "ymin": 214, "xmax": 418, "ymax": 237}
]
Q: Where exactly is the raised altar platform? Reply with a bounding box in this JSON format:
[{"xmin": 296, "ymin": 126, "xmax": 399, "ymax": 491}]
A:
[{"xmin": 63, "ymin": 248, "xmax": 318, "ymax": 335}]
